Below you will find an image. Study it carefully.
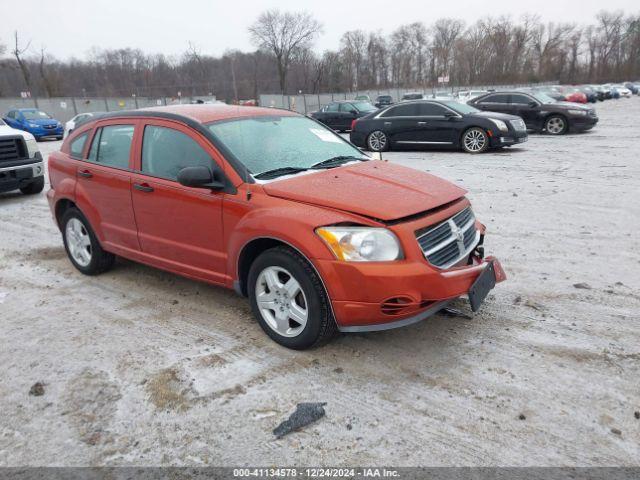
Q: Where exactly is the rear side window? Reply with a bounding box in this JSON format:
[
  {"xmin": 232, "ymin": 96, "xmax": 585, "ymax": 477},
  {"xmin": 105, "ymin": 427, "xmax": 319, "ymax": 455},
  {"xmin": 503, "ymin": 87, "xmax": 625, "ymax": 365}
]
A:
[
  {"xmin": 479, "ymin": 94, "xmax": 510, "ymax": 104},
  {"xmin": 69, "ymin": 132, "xmax": 89, "ymax": 158},
  {"xmin": 87, "ymin": 125, "xmax": 134, "ymax": 169},
  {"xmin": 417, "ymin": 103, "xmax": 448, "ymax": 116},
  {"xmin": 141, "ymin": 126, "xmax": 213, "ymax": 181},
  {"xmin": 382, "ymin": 103, "xmax": 419, "ymax": 117},
  {"xmin": 324, "ymin": 103, "xmax": 339, "ymax": 112},
  {"xmin": 510, "ymin": 94, "xmax": 533, "ymax": 105},
  {"xmin": 339, "ymin": 103, "xmax": 355, "ymax": 112}
]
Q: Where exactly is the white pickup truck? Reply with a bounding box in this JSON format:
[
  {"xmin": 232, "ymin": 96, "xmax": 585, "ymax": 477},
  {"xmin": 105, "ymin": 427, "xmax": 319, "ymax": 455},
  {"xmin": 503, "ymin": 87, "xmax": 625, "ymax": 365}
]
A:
[{"xmin": 0, "ymin": 118, "xmax": 45, "ymax": 195}]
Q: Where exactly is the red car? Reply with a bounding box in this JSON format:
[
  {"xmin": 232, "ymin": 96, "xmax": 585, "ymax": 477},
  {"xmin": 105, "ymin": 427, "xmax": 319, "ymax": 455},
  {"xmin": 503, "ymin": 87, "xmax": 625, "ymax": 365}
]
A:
[
  {"xmin": 47, "ymin": 105, "xmax": 505, "ymax": 349},
  {"xmin": 561, "ymin": 88, "xmax": 588, "ymax": 104}
]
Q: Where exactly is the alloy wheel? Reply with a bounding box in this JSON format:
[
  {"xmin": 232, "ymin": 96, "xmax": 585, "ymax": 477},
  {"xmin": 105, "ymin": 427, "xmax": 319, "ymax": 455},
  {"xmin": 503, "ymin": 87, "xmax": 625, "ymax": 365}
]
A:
[
  {"xmin": 368, "ymin": 131, "xmax": 387, "ymax": 151},
  {"xmin": 463, "ymin": 129, "xmax": 487, "ymax": 153},
  {"xmin": 546, "ymin": 117, "xmax": 566, "ymax": 135},
  {"xmin": 255, "ymin": 266, "xmax": 308, "ymax": 338},
  {"xmin": 65, "ymin": 218, "xmax": 92, "ymax": 267}
]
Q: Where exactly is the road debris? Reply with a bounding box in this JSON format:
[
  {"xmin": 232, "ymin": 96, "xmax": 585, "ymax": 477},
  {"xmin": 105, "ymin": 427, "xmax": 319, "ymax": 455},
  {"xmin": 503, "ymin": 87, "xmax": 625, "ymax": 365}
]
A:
[
  {"xmin": 573, "ymin": 283, "xmax": 592, "ymax": 290},
  {"xmin": 273, "ymin": 402, "xmax": 327, "ymax": 439},
  {"xmin": 29, "ymin": 382, "xmax": 45, "ymax": 396}
]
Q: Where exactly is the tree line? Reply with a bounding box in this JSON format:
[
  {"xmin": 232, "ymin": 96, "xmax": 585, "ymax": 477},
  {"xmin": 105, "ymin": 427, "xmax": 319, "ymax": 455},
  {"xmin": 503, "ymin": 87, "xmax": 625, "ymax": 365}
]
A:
[{"xmin": 0, "ymin": 9, "xmax": 638, "ymax": 101}]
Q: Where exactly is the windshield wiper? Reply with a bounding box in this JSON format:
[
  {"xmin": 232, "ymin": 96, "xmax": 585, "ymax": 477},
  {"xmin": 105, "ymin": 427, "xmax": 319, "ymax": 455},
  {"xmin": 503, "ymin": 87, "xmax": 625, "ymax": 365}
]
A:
[
  {"xmin": 254, "ymin": 166, "xmax": 309, "ymax": 180},
  {"xmin": 309, "ymin": 156, "xmax": 366, "ymax": 169}
]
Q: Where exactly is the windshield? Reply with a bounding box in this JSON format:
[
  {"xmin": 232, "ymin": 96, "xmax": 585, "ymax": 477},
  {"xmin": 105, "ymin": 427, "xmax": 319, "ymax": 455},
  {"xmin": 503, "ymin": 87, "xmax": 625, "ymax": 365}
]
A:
[
  {"xmin": 0, "ymin": 119, "xmax": 5, "ymax": 126},
  {"xmin": 207, "ymin": 116, "xmax": 366, "ymax": 177},
  {"xmin": 443, "ymin": 101, "xmax": 479, "ymax": 115},
  {"xmin": 352, "ymin": 102, "xmax": 376, "ymax": 112},
  {"xmin": 530, "ymin": 92, "xmax": 556, "ymax": 104},
  {"xmin": 22, "ymin": 110, "xmax": 51, "ymax": 120}
]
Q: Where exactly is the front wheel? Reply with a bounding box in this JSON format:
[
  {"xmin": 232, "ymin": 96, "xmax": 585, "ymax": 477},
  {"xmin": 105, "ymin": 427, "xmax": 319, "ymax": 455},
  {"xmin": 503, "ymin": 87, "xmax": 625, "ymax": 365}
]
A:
[
  {"xmin": 61, "ymin": 208, "xmax": 115, "ymax": 275},
  {"xmin": 545, "ymin": 115, "xmax": 568, "ymax": 135},
  {"xmin": 248, "ymin": 246, "xmax": 336, "ymax": 349},
  {"xmin": 367, "ymin": 130, "xmax": 389, "ymax": 152},
  {"xmin": 20, "ymin": 176, "xmax": 45, "ymax": 195},
  {"xmin": 461, "ymin": 127, "xmax": 489, "ymax": 153}
]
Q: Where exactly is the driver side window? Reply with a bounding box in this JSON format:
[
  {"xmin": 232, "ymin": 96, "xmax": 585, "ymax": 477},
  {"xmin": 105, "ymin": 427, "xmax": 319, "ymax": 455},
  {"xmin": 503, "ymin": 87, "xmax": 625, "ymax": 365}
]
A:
[{"xmin": 141, "ymin": 125, "xmax": 213, "ymax": 181}]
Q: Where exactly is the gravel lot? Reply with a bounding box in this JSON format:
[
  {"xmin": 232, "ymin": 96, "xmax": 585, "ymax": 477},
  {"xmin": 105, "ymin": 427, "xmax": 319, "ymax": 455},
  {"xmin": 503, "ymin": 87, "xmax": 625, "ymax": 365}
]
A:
[{"xmin": 1, "ymin": 98, "xmax": 639, "ymax": 467}]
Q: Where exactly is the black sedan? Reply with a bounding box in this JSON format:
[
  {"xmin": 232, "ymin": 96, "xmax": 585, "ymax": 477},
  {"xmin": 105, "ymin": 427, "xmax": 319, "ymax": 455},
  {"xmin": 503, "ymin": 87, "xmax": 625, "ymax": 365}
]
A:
[
  {"xmin": 310, "ymin": 101, "xmax": 378, "ymax": 132},
  {"xmin": 468, "ymin": 91, "xmax": 598, "ymax": 135},
  {"xmin": 374, "ymin": 95, "xmax": 394, "ymax": 108},
  {"xmin": 349, "ymin": 100, "xmax": 528, "ymax": 154}
]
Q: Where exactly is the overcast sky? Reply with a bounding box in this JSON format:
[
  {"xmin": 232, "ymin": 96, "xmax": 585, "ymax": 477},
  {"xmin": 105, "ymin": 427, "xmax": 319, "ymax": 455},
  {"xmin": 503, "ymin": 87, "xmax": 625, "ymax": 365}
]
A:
[{"xmin": 1, "ymin": 0, "xmax": 638, "ymax": 60}]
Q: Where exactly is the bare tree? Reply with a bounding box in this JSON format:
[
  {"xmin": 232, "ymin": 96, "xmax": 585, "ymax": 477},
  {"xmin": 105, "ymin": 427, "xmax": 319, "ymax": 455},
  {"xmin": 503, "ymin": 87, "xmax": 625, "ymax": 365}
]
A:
[
  {"xmin": 12, "ymin": 31, "xmax": 32, "ymax": 92},
  {"xmin": 248, "ymin": 10, "xmax": 322, "ymax": 94},
  {"xmin": 39, "ymin": 47, "xmax": 55, "ymax": 97}
]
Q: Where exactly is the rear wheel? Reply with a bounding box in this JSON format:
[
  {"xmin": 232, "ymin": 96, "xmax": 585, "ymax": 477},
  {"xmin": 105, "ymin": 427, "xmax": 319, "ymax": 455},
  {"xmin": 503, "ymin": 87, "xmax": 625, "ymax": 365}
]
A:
[
  {"xmin": 248, "ymin": 246, "xmax": 336, "ymax": 349},
  {"xmin": 20, "ymin": 176, "xmax": 44, "ymax": 195},
  {"xmin": 367, "ymin": 130, "xmax": 389, "ymax": 152},
  {"xmin": 461, "ymin": 127, "xmax": 489, "ymax": 153},
  {"xmin": 545, "ymin": 115, "xmax": 568, "ymax": 135},
  {"xmin": 61, "ymin": 208, "xmax": 115, "ymax": 275}
]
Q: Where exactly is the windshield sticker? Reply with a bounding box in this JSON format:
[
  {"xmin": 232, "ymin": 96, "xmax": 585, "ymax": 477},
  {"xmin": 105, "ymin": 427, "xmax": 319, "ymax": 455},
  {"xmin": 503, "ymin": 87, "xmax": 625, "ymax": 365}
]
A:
[{"xmin": 310, "ymin": 128, "xmax": 342, "ymax": 143}]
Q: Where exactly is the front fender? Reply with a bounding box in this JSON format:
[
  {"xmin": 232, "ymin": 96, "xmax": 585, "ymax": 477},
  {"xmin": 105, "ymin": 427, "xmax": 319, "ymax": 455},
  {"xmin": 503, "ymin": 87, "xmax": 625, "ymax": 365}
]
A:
[{"xmin": 225, "ymin": 200, "xmax": 376, "ymax": 288}]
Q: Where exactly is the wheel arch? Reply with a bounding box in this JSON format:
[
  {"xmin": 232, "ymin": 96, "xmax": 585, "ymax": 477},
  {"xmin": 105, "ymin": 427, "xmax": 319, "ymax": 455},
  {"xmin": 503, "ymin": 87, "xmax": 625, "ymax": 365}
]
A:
[
  {"xmin": 235, "ymin": 236, "xmax": 331, "ymax": 303},
  {"xmin": 54, "ymin": 198, "xmax": 77, "ymax": 230}
]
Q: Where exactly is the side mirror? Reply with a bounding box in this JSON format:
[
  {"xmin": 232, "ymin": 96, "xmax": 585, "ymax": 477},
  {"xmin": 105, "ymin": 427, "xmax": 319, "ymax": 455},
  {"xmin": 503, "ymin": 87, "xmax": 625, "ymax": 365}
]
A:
[
  {"xmin": 444, "ymin": 111, "xmax": 456, "ymax": 119},
  {"xmin": 177, "ymin": 166, "xmax": 224, "ymax": 190},
  {"xmin": 349, "ymin": 109, "xmax": 358, "ymax": 115},
  {"xmin": 529, "ymin": 101, "xmax": 538, "ymax": 108}
]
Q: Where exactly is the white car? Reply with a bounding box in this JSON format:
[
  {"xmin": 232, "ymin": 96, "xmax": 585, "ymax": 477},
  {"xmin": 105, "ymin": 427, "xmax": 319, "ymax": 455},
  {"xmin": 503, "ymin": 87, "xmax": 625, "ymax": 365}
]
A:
[
  {"xmin": 432, "ymin": 91, "xmax": 454, "ymax": 100},
  {"xmin": 458, "ymin": 90, "xmax": 490, "ymax": 102},
  {"xmin": 64, "ymin": 112, "xmax": 98, "ymax": 138},
  {"xmin": 613, "ymin": 85, "xmax": 632, "ymax": 98},
  {"xmin": 0, "ymin": 119, "xmax": 45, "ymax": 195}
]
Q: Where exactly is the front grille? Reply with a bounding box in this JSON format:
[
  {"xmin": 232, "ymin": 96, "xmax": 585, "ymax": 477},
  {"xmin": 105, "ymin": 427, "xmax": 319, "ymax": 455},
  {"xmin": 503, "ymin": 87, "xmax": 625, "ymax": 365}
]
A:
[
  {"xmin": 43, "ymin": 124, "xmax": 57, "ymax": 130},
  {"xmin": 510, "ymin": 118, "xmax": 526, "ymax": 131},
  {"xmin": 0, "ymin": 137, "xmax": 27, "ymax": 164},
  {"xmin": 415, "ymin": 207, "xmax": 480, "ymax": 269}
]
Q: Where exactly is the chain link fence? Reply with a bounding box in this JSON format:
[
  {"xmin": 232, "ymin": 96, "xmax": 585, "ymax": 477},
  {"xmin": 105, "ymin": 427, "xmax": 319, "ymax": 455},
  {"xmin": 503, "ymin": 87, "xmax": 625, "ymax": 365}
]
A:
[
  {"xmin": 0, "ymin": 95, "xmax": 217, "ymax": 123},
  {"xmin": 260, "ymin": 82, "xmax": 558, "ymax": 114}
]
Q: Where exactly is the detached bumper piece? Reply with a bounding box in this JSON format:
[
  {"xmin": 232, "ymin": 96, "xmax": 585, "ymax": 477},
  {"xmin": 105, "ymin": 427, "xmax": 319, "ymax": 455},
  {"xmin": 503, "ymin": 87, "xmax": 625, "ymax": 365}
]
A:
[{"xmin": 468, "ymin": 260, "xmax": 496, "ymax": 312}]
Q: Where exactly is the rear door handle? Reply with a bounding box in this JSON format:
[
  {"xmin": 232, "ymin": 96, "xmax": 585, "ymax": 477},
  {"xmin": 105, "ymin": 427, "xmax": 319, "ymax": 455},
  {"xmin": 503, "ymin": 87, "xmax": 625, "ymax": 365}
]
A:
[
  {"xmin": 78, "ymin": 170, "xmax": 93, "ymax": 178},
  {"xmin": 133, "ymin": 183, "xmax": 154, "ymax": 193},
  {"xmin": 417, "ymin": 121, "xmax": 427, "ymax": 126}
]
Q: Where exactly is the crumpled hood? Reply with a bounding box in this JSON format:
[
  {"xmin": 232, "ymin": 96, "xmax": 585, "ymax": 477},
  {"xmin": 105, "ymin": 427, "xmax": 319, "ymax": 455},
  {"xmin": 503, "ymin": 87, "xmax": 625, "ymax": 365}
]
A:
[{"xmin": 262, "ymin": 161, "xmax": 466, "ymax": 221}]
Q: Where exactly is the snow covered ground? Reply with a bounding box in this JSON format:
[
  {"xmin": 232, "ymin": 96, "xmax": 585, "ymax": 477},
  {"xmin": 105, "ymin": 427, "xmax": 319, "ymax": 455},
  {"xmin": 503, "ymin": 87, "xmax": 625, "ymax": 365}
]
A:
[{"xmin": 0, "ymin": 98, "xmax": 638, "ymax": 466}]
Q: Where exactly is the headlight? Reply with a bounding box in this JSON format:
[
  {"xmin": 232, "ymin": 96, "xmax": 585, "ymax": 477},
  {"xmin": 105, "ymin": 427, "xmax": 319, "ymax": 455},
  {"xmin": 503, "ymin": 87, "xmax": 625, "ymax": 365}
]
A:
[
  {"xmin": 57, "ymin": 122, "xmax": 62, "ymax": 127},
  {"xmin": 568, "ymin": 110, "xmax": 587, "ymax": 116},
  {"xmin": 488, "ymin": 118, "xmax": 508, "ymax": 132},
  {"xmin": 316, "ymin": 227, "xmax": 402, "ymax": 262},
  {"xmin": 28, "ymin": 123, "xmax": 39, "ymax": 128},
  {"xmin": 24, "ymin": 138, "xmax": 39, "ymax": 158}
]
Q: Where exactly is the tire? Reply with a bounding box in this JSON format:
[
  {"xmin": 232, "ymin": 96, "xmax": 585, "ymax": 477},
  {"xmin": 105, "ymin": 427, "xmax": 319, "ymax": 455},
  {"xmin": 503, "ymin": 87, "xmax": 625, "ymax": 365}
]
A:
[
  {"xmin": 544, "ymin": 115, "xmax": 568, "ymax": 135},
  {"xmin": 461, "ymin": 127, "xmax": 490, "ymax": 154},
  {"xmin": 248, "ymin": 246, "xmax": 337, "ymax": 349},
  {"xmin": 366, "ymin": 130, "xmax": 389, "ymax": 152},
  {"xmin": 56, "ymin": 136, "xmax": 63, "ymax": 141},
  {"xmin": 61, "ymin": 207, "xmax": 115, "ymax": 275},
  {"xmin": 19, "ymin": 176, "xmax": 44, "ymax": 195}
]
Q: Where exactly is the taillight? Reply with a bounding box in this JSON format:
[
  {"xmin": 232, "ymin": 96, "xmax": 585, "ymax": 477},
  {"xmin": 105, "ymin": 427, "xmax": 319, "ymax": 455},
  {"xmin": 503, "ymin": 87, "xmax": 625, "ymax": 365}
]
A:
[{"xmin": 350, "ymin": 119, "xmax": 357, "ymax": 131}]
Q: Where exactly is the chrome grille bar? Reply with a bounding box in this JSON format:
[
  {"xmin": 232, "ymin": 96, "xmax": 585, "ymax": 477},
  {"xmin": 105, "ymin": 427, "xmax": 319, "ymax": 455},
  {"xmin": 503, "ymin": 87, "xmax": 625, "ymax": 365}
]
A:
[{"xmin": 415, "ymin": 207, "xmax": 480, "ymax": 269}]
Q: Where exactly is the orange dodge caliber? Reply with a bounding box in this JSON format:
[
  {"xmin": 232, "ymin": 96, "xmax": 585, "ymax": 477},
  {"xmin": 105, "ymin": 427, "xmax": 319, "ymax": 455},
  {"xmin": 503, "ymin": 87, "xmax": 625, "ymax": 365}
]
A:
[{"xmin": 47, "ymin": 105, "xmax": 506, "ymax": 349}]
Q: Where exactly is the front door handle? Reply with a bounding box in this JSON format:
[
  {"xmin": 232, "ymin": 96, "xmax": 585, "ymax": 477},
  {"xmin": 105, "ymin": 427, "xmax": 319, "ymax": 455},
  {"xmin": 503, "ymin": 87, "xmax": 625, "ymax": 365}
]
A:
[
  {"xmin": 78, "ymin": 170, "xmax": 93, "ymax": 178},
  {"xmin": 384, "ymin": 121, "xmax": 392, "ymax": 126},
  {"xmin": 417, "ymin": 121, "xmax": 427, "ymax": 126},
  {"xmin": 133, "ymin": 183, "xmax": 154, "ymax": 193}
]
